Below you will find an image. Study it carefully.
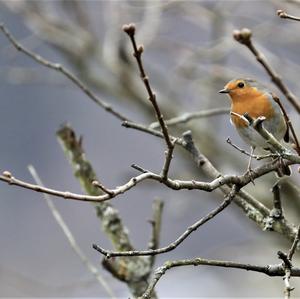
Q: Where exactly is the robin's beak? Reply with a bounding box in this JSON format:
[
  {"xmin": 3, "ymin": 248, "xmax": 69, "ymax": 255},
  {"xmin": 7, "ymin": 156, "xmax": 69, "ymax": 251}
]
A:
[{"xmin": 218, "ymin": 88, "xmax": 230, "ymax": 94}]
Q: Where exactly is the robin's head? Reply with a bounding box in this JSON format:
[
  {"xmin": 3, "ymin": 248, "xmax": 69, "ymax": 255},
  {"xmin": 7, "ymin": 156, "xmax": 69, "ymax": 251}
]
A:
[{"xmin": 219, "ymin": 78, "xmax": 263, "ymax": 101}]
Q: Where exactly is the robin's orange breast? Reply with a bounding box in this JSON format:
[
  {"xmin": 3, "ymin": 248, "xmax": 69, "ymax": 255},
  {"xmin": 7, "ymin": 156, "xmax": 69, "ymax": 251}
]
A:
[{"xmin": 230, "ymin": 92, "xmax": 275, "ymax": 128}]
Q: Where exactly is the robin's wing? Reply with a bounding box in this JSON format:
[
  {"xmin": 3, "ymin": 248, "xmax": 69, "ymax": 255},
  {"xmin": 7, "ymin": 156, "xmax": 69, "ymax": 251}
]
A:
[{"xmin": 271, "ymin": 93, "xmax": 289, "ymax": 142}]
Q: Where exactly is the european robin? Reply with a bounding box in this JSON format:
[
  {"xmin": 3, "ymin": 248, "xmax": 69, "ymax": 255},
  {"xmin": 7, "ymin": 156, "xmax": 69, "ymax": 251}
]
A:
[{"xmin": 219, "ymin": 78, "xmax": 290, "ymax": 176}]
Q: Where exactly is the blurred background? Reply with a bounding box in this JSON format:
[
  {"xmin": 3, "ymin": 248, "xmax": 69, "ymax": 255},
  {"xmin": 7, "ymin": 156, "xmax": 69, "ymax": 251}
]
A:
[{"xmin": 0, "ymin": 0, "xmax": 300, "ymax": 297}]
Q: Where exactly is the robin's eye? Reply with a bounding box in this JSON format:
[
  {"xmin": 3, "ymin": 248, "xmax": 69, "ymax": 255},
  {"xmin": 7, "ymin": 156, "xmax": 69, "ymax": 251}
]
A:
[{"xmin": 237, "ymin": 82, "xmax": 245, "ymax": 88}]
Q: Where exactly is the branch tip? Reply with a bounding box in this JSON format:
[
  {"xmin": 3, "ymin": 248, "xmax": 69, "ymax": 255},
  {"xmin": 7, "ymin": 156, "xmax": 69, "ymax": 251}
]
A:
[
  {"xmin": 122, "ymin": 23, "xmax": 136, "ymax": 36},
  {"xmin": 233, "ymin": 28, "xmax": 252, "ymax": 44},
  {"xmin": 131, "ymin": 164, "xmax": 148, "ymax": 173},
  {"xmin": 2, "ymin": 170, "xmax": 12, "ymax": 178},
  {"xmin": 277, "ymin": 10, "xmax": 285, "ymax": 17},
  {"xmin": 277, "ymin": 9, "xmax": 300, "ymax": 21}
]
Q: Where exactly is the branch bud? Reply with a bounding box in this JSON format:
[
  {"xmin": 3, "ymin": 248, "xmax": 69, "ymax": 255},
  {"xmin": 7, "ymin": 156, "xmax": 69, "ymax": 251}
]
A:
[
  {"xmin": 233, "ymin": 28, "xmax": 252, "ymax": 45},
  {"xmin": 2, "ymin": 170, "xmax": 12, "ymax": 178},
  {"xmin": 138, "ymin": 44, "xmax": 144, "ymax": 54},
  {"xmin": 277, "ymin": 10, "xmax": 286, "ymax": 18},
  {"xmin": 122, "ymin": 23, "xmax": 136, "ymax": 36}
]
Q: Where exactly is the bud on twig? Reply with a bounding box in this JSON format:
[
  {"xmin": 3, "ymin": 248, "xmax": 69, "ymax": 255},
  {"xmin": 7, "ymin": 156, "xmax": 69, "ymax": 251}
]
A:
[
  {"xmin": 122, "ymin": 23, "xmax": 136, "ymax": 36},
  {"xmin": 138, "ymin": 44, "xmax": 144, "ymax": 54},
  {"xmin": 277, "ymin": 10, "xmax": 286, "ymax": 18},
  {"xmin": 233, "ymin": 28, "xmax": 252, "ymax": 45},
  {"xmin": 2, "ymin": 170, "xmax": 12, "ymax": 178}
]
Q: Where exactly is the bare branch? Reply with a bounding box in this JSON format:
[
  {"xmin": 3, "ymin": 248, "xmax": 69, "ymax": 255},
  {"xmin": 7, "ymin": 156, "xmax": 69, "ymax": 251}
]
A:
[
  {"xmin": 123, "ymin": 22, "xmax": 177, "ymax": 182},
  {"xmin": 123, "ymin": 121, "xmax": 184, "ymax": 147},
  {"xmin": 92, "ymin": 185, "xmax": 238, "ymax": 258},
  {"xmin": 264, "ymin": 182, "xmax": 284, "ymax": 231},
  {"xmin": 1, "ymin": 152, "xmax": 299, "ymax": 204},
  {"xmin": 278, "ymin": 251, "xmax": 294, "ymax": 299},
  {"xmin": 141, "ymin": 257, "xmax": 300, "ymax": 299},
  {"xmin": 277, "ymin": 225, "xmax": 300, "ymax": 298},
  {"xmin": 149, "ymin": 107, "xmax": 230, "ymax": 129},
  {"xmin": 233, "ymin": 28, "xmax": 300, "ymax": 114},
  {"xmin": 288, "ymin": 225, "xmax": 300, "ymax": 261},
  {"xmin": 148, "ymin": 198, "xmax": 164, "ymax": 267},
  {"xmin": 277, "ymin": 9, "xmax": 300, "ymax": 22},
  {"xmin": 0, "ymin": 23, "xmax": 129, "ymax": 122},
  {"xmin": 180, "ymin": 131, "xmax": 297, "ymax": 241},
  {"xmin": 122, "ymin": 23, "xmax": 174, "ymax": 149},
  {"xmin": 271, "ymin": 182, "xmax": 284, "ymax": 219},
  {"xmin": 161, "ymin": 140, "xmax": 176, "ymax": 180},
  {"xmin": 1, "ymin": 121, "xmax": 297, "ymax": 244},
  {"xmin": 92, "ymin": 180, "xmax": 114, "ymax": 196}
]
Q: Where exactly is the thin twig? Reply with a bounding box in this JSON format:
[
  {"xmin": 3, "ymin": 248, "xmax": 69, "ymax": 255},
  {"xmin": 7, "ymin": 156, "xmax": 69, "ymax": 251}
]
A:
[
  {"xmin": 149, "ymin": 107, "xmax": 230, "ymax": 129},
  {"xmin": 27, "ymin": 165, "xmax": 117, "ymax": 299},
  {"xmin": 92, "ymin": 185, "xmax": 238, "ymax": 258},
  {"xmin": 277, "ymin": 225, "xmax": 300, "ymax": 298},
  {"xmin": 288, "ymin": 225, "xmax": 300, "ymax": 260},
  {"xmin": 226, "ymin": 137, "xmax": 253, "ymax": 158},
  {"xmin": 264, "ymin": 182, "xmax": 284, "ymax": 231},
  {"xmin": 92, "ymin": 180, "xmax": 114, "ymax": 196},
  {"xmin": 1, "ymin": 129, "xmax": 299, "ymax": 205},
  {"xmin": 277, "ymin": 9, "xmax": 300, "ymax": 22},
  {"xmin": 278, "ymin": 251, "xmax": 294, "ymax": 299},
  {"xmin": 148, "ymin": 198, "xmax": 164, "ymax": 267},
  {"xmin": 0, "ymin": 23, "xmax": 129, "ymax": 122},
  {"xmin": 226, "ymin": 138, "xmax": 277, "ymax": 160},
  {"xmin": 2, "ymin": 153, "xmax": 299, "ymax": 203},
  {"xmin": 123, "ymin": 121, "xmax": 184, "ymax": 146},
  {"xmin": 123, "ymin": 23, "xmax": 176, "ymax": 181},
  {"xmin": 161, "ymin": 139, "xmax": 176, "ymax": 180},
  {"xmin": 271, "ymin": 182, "xmax": 284, "ymax": 219},
  {"xmin": 141, "ymin": 257, "xmax": 300, "ymax": 299},
  {"xmin": 233, "ymin": 28, "xmax": 300, "ymax": 113},
  {"xmin": 122, "ymin": 23, "xmax": 174, "ymax": 149},
  {"xmin": 284, "ymin": 268, "xmax": 293, "ymax": 299}
]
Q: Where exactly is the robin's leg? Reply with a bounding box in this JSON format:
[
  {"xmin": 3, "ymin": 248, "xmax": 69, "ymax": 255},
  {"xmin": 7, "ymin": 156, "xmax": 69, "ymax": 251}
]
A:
[
  {"xmin": 246, "ymin": 146, "xmax": 256, "ymax": 184},
  {"xmin": 247, "ymin": 146, "xmax": 255, "ymax": 172}
]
